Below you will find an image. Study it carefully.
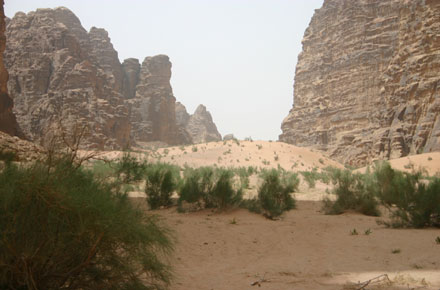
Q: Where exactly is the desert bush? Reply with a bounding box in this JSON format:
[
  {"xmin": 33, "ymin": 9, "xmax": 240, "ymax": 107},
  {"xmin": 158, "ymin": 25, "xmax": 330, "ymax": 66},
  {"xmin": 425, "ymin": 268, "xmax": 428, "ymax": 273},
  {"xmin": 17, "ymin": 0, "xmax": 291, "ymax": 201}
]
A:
[
  {"xmin": 91, "ymin": 159, "xmax": 116, "ymax": 179},
  {"xmin": 240, "ymin": 198, "xmax": 262, "ymax": 214},
  {"xmin": 322, "ymin": 169, "xmax": 380, "ymax": 216},
  {"xmin": 256, "ymin": 169, "xmax": 297, "ymax": 219},
  {"xmin": 145, "ymin": 163, "xmax": 180, "ymax": 210},
  {"xmin": 234, "ymin": 166, "xmax": 251, "ymax": 189},
  {"xmin": 115, "ymin": 152, "xmax": 147, "ymax": 183},
  {"xmin": 301, "ymin": 170, "xmax": 317, "ymax": 188},
  {"xmin": 373, "ymin": 162, "xmax": 440, "ymax": 228},
  {"xmin": 0, "ymin": 157, "xmax": 173, "ymax": 290},
  {"xmin": 207, "ymin": 169, "xmax": 243, "ymax": 209},
  {"xmin": 178, "ymin": 167, "xmax": 242, "ymax": 211},
  {"xmin": 178, "ymin": 167, "xmax": 215, "ymax": 210}
]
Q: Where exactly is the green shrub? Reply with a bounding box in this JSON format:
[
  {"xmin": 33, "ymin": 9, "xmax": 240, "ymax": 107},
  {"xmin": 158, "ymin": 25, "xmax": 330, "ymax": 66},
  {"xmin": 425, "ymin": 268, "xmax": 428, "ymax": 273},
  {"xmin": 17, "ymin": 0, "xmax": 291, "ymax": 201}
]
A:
[
  {"xmin": 0, "ymin": 157, "xmax": 173, "ymax": 290},
  {"xmin": 178, "ymin": 167, "xmax": 215, "ymax": 210},
  {"xmin": 257, "ymin": 169, "xmax": 297, "ymax": 219},
  {"xmin": 373, "ymin": 162, "xmax": 440, "ymax": 228},
  {"xmin": 115, "ymin": 152, "xmax": 147, "ymax": 183},
  {"xmin": 145, "ymin": 163, "xmax": 180, "ymax": 210},
  {"xmin": 322, "ymin": 169, "xmax": 380, "ymax": 216},
  {"xmin": 301, "ymin": 170, "xmax": 317, "ymax": 188},
  {"xmin": 241, "ymin": 198, "xmax": 262, "ymax": 214},
  {"xmin": 207, "ymin": 169, "xmax": 243, "ymax": 209},
  {"xmin": 178, "ymin": 167, "xmax": 242, "ymax": 211},
  {"xmin": 91, "ymin": 159, "xmax": 116, "ymax": 179}
]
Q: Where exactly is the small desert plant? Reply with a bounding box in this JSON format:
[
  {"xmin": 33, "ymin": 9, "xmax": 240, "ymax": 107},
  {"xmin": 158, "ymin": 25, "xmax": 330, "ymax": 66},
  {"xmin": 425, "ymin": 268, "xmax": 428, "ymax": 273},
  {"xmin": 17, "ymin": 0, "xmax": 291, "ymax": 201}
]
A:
[
  {"xmin": 241, "ymin": 198, "xmax": 263, "ymax": 214},
  {"xmin": 145, "ymin": 163, "xmax": 180, "ymax": 209},
  {"xmin": 373, "ymin": 162, "xmax": 440, "ymax": 228},
  {"xmin": 235, "ymin": 167, "xmax": 250, "ymax": 189},
  {"xmin": 192, "ymin": 146, "xmax": 198, "ymax": 152},
  {"xmin": 301, "ymin": 170, "xmax": 318, "ymax": 188},
  {"xmin": 257, "ymin": 144, "xmax": 263, "ymax": 150},
  {"xmin": 0, "ymin": 156, "xmax": 173, "ymax": 290},
  {"xmin": 350, "ymin": 229, "xmax": 359, "ymax": 235},
  {"xmin": 391, "ymin": 248, "xmax": 401, "ymax": 254},
  {"xmin": 207, "ymin": 169, "xmax": 243, "ymax": 210},
  {"xmin": 364, "ymin": 228, "xmax": 372, "ymax": 235},
  {"xmin": 435, "ymin": 236, "xmax": 440, "ymax": 244},
  {"xmin": 257, "ymin": 169, "xmax": 297, "ymax": 219},
  {"xmin": 178, "ymin": 167, "xmax": 215, "ymax": 210},
  {"xmin": 115, "ymin": 152, "xmax": 147, "ymax": 183},
  {"xmin": 91, "ymin": 159, "xmax": 116, "ymax": 179},
  {"xmin": 322, "ymin": 169, "xmax": 380, "ymax": 216}
]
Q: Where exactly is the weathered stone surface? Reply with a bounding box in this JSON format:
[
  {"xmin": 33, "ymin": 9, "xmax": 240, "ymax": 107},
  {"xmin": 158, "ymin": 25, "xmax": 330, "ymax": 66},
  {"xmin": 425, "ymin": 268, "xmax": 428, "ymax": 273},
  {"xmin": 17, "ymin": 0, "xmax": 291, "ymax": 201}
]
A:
[
  {"xmin": 175, "ymin": 102, "xmax": 221, "ymax": 144},
  {"xmin": 4, "ymin": 7, "xmax": 218, "ymax": 148},
  {"xmin": 128, "ymin": 55, "xmax": 181, "ymax": 145},
  {"xmin": 0, "ymin": 0, "xmax": 21, "ymax": 136},
  {"xmin": 122, "ymin": 58, "xmax": 140, "ymax": 99},
  {"xmin": 5, "ymin": 7, "xmax": 130, "ymax": 149},
  {"xmin": 280, "ymin": 0, "xmax": 440, "ymax": 167},
  {"xmin": 0, "ymin": 131, "xmax": 43, "ymax": 161}
]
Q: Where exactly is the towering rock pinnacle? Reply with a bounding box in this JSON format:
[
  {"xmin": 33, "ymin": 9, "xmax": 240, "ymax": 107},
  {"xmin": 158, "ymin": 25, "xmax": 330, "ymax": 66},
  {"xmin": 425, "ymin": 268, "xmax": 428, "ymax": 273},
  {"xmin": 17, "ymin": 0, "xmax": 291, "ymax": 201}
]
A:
[
  {"xmin": 280, "ymin": 0, "xmax": 440, "ymax": 166},
  {"xmin": 129, "ymin": 55, "xmax": 180, "ymax": 145},
  {"xmin": 0, "ymin": 0, "xmax": 21, "ymax": 136}
]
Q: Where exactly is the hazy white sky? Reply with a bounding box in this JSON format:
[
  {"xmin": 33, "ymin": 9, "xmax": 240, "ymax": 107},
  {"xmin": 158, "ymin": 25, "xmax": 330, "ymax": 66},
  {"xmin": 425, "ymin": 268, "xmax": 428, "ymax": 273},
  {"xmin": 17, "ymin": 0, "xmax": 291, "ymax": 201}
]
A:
[{"xmin": 5, "ymin": 0, "xmax": 323, "ymax": 141}]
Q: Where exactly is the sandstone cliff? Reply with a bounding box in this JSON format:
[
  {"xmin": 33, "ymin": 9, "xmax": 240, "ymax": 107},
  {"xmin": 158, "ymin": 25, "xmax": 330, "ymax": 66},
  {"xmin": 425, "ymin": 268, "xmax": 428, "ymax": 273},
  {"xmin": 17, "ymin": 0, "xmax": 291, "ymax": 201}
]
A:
[
  {"xmin": 175, "ymin": 102, "xmax": 222, "ymax": 144},
  {"xmin": 280, "ymin": 0, "xmax": 440, "ymax": 166},
  {"xmin": 0, "ymin": 0, "xmax": 21, "ymax": 136},
  {"xmin": 5, "ymin": 7, "xmax": 218, "ymax": 148}
]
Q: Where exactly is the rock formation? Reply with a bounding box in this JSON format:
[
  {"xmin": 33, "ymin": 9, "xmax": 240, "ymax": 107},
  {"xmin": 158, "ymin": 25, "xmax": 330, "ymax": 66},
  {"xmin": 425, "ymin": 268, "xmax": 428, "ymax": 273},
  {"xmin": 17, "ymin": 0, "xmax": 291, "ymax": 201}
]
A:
[
  {"xmin": 175, "ymin": 102, "xmax": 222, "ymax": 143},
  {"xmin": 5, "ymin": 7, "xmax": 219, "ymax": 149},
  {"xmin": 5, "ymin": 7, "xmax": 130, "ymax": 149},
  {"xmin": 280, "ymin": 0, "xmax": 440, "ymax": 166},
  {"xmin": 0, "ymin": 131, "xmax": 43, "ymax": 161},
  {"xmin": 0, "ymin": 0, "xmax": 21, "ymax": 136}
]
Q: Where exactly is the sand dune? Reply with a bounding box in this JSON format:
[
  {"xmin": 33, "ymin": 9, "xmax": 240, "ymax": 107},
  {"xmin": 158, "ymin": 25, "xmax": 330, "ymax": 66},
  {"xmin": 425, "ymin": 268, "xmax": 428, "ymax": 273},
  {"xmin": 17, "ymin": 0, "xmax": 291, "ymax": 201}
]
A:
[{"xmin": 357, "ymin": 152, "xmax": 440, "ymax": 176}]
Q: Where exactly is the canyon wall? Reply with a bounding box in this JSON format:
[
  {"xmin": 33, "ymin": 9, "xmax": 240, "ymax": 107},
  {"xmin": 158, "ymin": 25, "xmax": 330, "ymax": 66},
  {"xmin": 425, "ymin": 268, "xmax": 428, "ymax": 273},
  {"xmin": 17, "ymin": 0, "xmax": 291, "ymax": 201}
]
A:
[
  {"xmin": 280, "ymin": 0, "xmax": 440, "ymax": 166},
  {"xmin": 0, "ymin": 0, "xmax": 21, "ymax": 136},
  {"xmin": 5, "ymin": 7, "xmax": 218, "ymax": 148}
]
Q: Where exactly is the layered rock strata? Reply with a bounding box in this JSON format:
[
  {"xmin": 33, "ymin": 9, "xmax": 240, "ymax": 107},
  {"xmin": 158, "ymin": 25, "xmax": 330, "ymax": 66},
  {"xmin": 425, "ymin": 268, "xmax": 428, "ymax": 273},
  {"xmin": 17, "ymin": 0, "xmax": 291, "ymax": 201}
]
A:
[
  {"xmin": 280, "ymin": 0, "xmax": 440, "ymax": 166},
  {"xmin": 5, "ymin": 7, "xmax": 218, "ymax": 148},
  {"xmin": 175, "ymin": 102, "xmax": 222, "ymax": 143},
  {"xmin": 0, "ymin": 0, "xmax": 21, "ymax": 136}
]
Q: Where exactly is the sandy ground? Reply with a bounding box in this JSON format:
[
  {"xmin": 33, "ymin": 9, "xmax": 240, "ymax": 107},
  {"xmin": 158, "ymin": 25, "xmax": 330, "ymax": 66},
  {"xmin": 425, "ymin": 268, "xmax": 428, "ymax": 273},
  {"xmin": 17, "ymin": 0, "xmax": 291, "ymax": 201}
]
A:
[
  {"xmin": 84, "ymin": 141, "xmax": 440, "ymax": 289},
  {"xmin": 357, "ymin": 152, "xmax": 440, "ymax": 177},
  {"xmin": 85, "ymin": 140, "xmax": 343, "ymax": 172},
  {"xmin": 149, "ymin": 200, "xmax": 440, "ymax": 290}
]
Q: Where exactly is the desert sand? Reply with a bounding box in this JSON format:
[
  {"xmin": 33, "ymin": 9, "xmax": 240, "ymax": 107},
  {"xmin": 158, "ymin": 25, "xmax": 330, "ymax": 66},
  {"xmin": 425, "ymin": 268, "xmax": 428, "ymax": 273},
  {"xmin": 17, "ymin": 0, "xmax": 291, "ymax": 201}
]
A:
[
  {"xmin": 89, "ymin": 140, "xmax": 343, "ymax": 173},
  {"xmin": 87, "ymin": 141, "xmax": 440, "ymax": 289},
  {"xmin": 160, "ymin": 201, "xmax": 440, "ymax": 290}
]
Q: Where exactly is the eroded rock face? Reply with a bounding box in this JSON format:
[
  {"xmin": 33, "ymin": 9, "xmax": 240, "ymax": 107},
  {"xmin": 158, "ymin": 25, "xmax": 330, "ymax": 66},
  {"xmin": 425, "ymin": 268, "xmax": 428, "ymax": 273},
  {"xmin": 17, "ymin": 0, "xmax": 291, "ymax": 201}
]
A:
[
  {"xmin": 0, "ymin": 0, "xmax": 20, "ymax": 136},
  {"xmin": 175, "ymin": 102, "xmax": 221, "ymax": 144},
  {"xmin": 5, "ymin": 7, "xmax": 130, "ymax": 149},
  {"xmin": 5, "ymin": 7, "xmax": 218, "ymax": 148},
  {"xmin": 280, "ymin": 0, "xmax": 440, "ymax": 166},
  {"xmin": 129, "ymin": 55, "xmax": 181, "ymax": 145}
]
